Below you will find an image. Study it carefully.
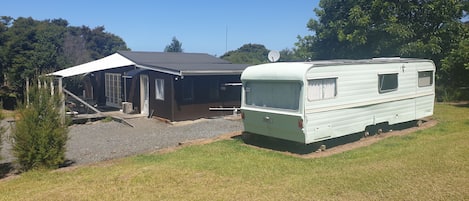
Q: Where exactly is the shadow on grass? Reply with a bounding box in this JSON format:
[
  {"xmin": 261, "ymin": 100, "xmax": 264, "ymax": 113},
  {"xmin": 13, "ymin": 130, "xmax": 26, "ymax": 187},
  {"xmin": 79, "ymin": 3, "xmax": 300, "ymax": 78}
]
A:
[
  {"xmin": 59, "ymin": 159, "xmax": 76, "ymax": 168},
  {"xmin": 239, "ymin": 132, "xmax": 364, "ymax": 155},
  {"xmin": 453, "ymin": 103, "xmax": 469, "ymax": 108},
  {"xmin": 0, "ymin": 162, "xmax": 14, "ymax": 179},
  {"xmin": 238, "ymin": 120, "xmax": 418, "ymax": 155},
  {"xmin": 0, "ymin": 159, "xmax": 75, "ymax": 179}
]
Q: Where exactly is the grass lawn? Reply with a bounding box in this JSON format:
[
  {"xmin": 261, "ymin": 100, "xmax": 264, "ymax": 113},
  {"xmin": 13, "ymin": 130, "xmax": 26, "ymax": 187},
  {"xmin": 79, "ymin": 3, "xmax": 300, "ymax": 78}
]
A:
[{"xmin": 0, "ymin": 104, "xmax": 468, "ymax": 200}]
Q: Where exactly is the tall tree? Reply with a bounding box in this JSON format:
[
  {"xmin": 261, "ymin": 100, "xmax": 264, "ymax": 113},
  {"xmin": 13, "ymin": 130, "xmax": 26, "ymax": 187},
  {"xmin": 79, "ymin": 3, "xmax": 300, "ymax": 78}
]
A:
[
  {"xmin": 164, "ymin": 37, "xmax": 183, "ymax": 52},
  {"xmin": 440, "ymin": 22, "xmax": 469, "ymax": 99},
  {"xmin": 297, "ymin": 0, "xmax": 469, "ymax": 99},
  {"xmin": 298, "ymin": 0, "xmax": 468, "ymax": 60},
  {"xmin": 84, "ymin": 26, "xmax": 128, "ymax": 59},
  {"xmin": 0, "ymin": 16, "xmax": 129, "ymax": 101}
]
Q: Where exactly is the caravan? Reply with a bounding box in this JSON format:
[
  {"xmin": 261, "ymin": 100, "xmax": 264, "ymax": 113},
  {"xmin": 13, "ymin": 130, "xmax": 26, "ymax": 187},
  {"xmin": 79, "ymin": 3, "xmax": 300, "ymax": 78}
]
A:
[{"xmin": 240, "ymin": 58, "xmax": 435, "ymax": 144}]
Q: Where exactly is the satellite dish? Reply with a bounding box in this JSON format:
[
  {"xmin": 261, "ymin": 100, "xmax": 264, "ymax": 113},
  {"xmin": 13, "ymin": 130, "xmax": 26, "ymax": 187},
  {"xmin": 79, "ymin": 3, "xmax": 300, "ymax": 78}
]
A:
[{"xmin": 268, "ymin": 50, "xmax": 280, "ymax": 62}]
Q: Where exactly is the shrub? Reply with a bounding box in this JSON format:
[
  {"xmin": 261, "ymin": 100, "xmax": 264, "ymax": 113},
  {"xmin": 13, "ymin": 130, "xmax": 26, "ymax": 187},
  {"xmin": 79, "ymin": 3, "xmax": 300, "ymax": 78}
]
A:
[
  {"xmin": 12, "ymin": 79, "xmax": 68, "ymax": 171},
  {"xmin": 0, "ymin": 104, "xmax": 4, "ymax": 161}
]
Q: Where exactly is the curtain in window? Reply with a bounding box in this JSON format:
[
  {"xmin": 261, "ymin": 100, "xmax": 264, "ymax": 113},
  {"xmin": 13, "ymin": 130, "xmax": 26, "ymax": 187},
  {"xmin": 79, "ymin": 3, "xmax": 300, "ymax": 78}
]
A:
[
  {"xmin": 322, "ymin": 78, "xmax": 336, "ymax": 99},
  {"xmin": 308, "ymin": 78, "xmax": 336, "ymax": 101},
  {"xmin": 308, "ymin": 80, "xmax": 322, "ymax": 101}
]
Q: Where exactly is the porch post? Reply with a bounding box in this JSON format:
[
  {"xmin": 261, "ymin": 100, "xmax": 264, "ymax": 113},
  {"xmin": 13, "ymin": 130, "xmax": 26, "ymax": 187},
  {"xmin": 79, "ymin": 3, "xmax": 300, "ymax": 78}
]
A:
[{"xmin": 58, "ymin": 77, "xmax": 65, "ymax": 124}]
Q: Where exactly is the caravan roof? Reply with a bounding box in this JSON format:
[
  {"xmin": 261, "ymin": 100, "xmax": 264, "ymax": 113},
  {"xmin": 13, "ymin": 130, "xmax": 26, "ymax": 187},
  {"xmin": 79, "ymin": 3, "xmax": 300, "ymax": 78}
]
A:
[{"xmin": 241, "ymin": 58, "xmax": 433, "ymax": 81}]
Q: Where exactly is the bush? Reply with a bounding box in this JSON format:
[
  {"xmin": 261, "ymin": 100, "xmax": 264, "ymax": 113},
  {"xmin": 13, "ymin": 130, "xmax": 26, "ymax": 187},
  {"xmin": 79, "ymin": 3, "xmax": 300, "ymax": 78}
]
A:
[
  {"xmin": 0, "ymin": 105, "xmax": 3, "ymax": 161},
  {"xmin": 12, "ymin": 80, "xmax": 68, "ymax": 171}
]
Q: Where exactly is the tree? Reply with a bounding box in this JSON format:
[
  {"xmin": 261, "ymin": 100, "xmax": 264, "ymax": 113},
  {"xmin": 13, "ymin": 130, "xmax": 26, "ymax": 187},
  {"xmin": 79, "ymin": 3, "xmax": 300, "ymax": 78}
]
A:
[
  {"xmin": 164, "ymin": 37, "xmax": 183, "ymax": 52},
  {"xmin": 12, "ymin": 78, "xmax": 68, "ymax": 171},
  {"xmin": 0, "ymin": 16, "xmax": 129, "ymax": 103},
  {"xmin": 0, "ymin": 104, "xmax": 4, "ymax": 161},
  {"xmin": 279, "ymin": 48, "xmax": 304, "ymax": 62},
  {"xmin": 84, "ymin": 26, "xmax": 129, "ymax": 59},
  {"xmin": 440, "ymin": 23, "xmax": 469, "ymax": 100},
  {"xmin": 297, "ymin": 0, "xmax": 469, "ymax": 100},
  {"xmin": 298, "ymin": 0, "xmax": 468, "ymax": 60},
  {"xmin": 220, "ymin": 43, "xmax": 269, "ymax": 64}
]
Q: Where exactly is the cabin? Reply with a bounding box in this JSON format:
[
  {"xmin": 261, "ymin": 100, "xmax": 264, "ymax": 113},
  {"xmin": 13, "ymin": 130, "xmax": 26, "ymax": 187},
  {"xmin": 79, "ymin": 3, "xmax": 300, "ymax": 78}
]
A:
[
  {"xmin": 51, "ymin": 51, "xmax": 249, "ymax": 121},
  {"xmin": 240, "ymin": 58, "xmax": 435, "ymax": 144}
]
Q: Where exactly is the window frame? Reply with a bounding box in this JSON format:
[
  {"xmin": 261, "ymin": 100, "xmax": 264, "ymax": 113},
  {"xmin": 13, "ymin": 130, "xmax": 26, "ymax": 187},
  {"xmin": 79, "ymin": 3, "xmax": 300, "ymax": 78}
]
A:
[
  {"xmin": 244, "ymin": 81, "xmax": 301, "ymax": 111},
  {"xmin": 155, "ymin": 78, "xmax": 165, "ymax": 101},
  {"xmin": 378, "ymin": 73, "xmax": 398, "ymax": 93},
  {"xmin": 418, "ymin": 70, "xmax": 433, "ymax": 87},
  {"xmin": 307, "ymin": 77, "xmax": 338, "ymax": 101}
]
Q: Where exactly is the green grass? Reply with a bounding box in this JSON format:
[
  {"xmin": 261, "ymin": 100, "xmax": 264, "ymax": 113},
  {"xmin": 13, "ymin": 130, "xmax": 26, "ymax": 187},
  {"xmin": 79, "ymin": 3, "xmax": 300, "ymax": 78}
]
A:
[{"xmin": 1, "ymin": 104, "xmax": 468, "ymax": 200}]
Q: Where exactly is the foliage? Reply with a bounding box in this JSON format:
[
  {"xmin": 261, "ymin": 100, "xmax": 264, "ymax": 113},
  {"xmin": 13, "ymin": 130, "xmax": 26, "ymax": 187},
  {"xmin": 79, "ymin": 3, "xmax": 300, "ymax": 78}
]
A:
[
  {"xmin": 278, "ymin": 48, "xmax": 304, "ymax": 62},
  {"xmin": 297, "ymin": 0, "xmax": 469, "ymax": 100},
  {"xmin": 0, "ymin": 16, "xmax": 129, "ymax": 100},
  {"xmin": 220, "ymin": 43, "xmax": 270, "ymax": 64},
  {"xmin": 0, "ymin": 103, "xmax": 4, "ymax": 161},
  {"xmin": 164, "ymin": 37, "xmax": 183, "ymax": 52},
  {"xmin": 440, "ymin": 23, "xmax": 469, "ymax": 99},
  {"xmin": 11, "ymin": 78, "xmax": 68, "ymax": 171},
  {"xmin": 0, "ymin": 104, "xmax": 468, "ymax": 200},
  {"xmin": 300, "ymin": 0, "xmax": 467, "ymax": 60}
]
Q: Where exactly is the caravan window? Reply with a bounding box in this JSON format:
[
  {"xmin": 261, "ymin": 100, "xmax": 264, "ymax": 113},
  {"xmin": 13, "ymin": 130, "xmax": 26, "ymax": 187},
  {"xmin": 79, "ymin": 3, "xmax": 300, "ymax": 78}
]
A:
[
  {"xmin": 418, "ymin": 71, "xmax": 433, "ymax": 87},
  {"xmin": 378, "ymin": 73, "xmax": 398, "ymax": 93},
  {"xmin": 307, "ymin": 78, "xmax": 337, "ymax": 101},
  {"xmin": 244, "ymin": 81, "xmax": 301, "ymax": 111}
]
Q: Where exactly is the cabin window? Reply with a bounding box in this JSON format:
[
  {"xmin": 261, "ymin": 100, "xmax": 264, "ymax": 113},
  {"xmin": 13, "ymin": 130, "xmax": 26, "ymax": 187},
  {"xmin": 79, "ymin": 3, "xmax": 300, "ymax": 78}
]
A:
[
  {"xmin": 155, "ymin": 79, "xmax": 164, "ymax": 100},
  {"xmin": 378, "ymin": 73, "xmax": 398, "ymax": 93},
  {"xmin": 418, "ymin": 71, "xmax": 433, "ymax": 87},
  {"xmin": 307, "ymin": 78, "xmax": 337, "ymax": 101},
  {"xmin": 245, "ymin": 81, "xmax": 301, "ymax": 111}
]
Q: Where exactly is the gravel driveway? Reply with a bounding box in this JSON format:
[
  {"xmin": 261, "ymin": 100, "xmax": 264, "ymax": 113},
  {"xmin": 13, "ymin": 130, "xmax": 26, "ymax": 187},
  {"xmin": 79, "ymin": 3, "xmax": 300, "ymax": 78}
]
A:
[{"xmin": 0, "ymin": 116, "xmax": 243, "ymax": 166}]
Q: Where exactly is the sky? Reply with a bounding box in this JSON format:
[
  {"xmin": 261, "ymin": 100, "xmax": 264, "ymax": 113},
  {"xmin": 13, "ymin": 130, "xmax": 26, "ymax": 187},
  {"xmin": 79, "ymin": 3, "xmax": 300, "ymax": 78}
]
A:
[{"xmin": 1, "ymin": 0, "xmax": 320, "ymax": 56}]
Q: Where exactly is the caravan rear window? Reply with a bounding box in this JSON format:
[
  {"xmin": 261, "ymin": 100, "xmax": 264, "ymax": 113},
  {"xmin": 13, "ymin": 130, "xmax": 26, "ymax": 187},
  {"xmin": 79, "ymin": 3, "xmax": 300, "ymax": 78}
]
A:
[{"xmin": 244, "ymin": 81, "xmax": 301, "ymax": 111}]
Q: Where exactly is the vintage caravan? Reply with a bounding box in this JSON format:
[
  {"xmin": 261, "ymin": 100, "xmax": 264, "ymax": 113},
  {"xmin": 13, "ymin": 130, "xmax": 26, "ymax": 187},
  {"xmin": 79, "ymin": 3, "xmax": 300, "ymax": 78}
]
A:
[{"xmin": 240, "ymin": 58, "xmax": 435, "ymax": 144}]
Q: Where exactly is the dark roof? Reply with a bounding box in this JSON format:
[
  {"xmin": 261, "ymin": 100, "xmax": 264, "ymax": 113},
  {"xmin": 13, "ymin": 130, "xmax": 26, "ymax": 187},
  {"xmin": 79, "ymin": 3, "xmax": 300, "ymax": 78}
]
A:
[{"xmin": 118, "ymin": 51, "xmax": 249, "ymax": 75}]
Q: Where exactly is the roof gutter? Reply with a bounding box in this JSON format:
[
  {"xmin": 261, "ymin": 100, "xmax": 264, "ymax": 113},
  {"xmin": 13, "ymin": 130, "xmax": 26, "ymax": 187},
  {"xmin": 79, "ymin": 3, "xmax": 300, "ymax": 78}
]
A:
[
  {"xmin": 180, "ymin": 70, "xmax": 244, "ymax": 76},
  {"xmin": 134, "ymin": 64, "xmax": 182, "ymax": 76}
]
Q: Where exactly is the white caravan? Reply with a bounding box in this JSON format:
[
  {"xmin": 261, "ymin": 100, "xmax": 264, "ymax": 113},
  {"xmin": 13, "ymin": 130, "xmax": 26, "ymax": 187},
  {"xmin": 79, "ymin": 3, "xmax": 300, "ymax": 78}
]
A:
[{"xmin": 240, "ymin": 58, "xmax": 435, "ymax": 144}]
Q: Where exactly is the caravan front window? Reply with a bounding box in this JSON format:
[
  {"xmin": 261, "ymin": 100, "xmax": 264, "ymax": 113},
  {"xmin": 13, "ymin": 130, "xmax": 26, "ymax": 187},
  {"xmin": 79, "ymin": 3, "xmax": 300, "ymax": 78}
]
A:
[
  {"xmin": 418, "ymin": 71, "xmax": 433, "ymax": 87},
  {"xmin": 245, "ymin": 81, "xmax": 301, "ymax": 111},
  {"xmin": 307, "ymin": 78, "xmax": 337, "ymax": 101}
]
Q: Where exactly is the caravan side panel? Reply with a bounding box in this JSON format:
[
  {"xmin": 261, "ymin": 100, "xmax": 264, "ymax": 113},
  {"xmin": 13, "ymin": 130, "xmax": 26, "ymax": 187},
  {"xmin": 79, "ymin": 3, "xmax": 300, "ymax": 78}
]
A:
[{"xmin": 303, "ymin": 61, "xmax": 434, "ymax": 144}]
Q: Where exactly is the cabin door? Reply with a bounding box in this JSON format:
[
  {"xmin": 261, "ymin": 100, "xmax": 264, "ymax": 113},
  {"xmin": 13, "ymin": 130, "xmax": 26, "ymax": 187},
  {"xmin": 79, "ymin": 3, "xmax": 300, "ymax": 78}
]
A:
[{"xmin": 140, "ymin": 74, "xmax": 149, "ymax": 115}]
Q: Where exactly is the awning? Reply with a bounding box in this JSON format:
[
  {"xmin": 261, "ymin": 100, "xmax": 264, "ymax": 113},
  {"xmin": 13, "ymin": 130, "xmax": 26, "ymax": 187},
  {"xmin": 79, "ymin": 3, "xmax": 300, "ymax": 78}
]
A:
[{"xmin": 50, "ymin": 53, "xmax": 135, "ymax": 77}]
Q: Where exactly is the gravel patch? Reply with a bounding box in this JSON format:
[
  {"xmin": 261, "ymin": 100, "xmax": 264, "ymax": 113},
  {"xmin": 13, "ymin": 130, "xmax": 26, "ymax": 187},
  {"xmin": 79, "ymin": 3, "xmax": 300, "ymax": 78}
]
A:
[{"xmin": 0, "ymin": 116, "xmax": 243, "ymax": 166}]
